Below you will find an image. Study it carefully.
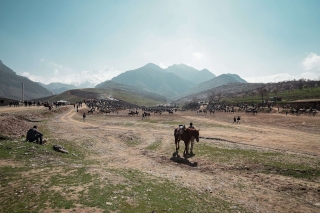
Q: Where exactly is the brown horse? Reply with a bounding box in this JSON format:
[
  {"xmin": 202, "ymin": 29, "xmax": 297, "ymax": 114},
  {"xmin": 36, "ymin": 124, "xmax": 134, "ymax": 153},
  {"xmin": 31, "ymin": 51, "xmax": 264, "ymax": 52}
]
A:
[{"xmin": 174, "ymin": 128, "xmax": 200, "ymax": 156}]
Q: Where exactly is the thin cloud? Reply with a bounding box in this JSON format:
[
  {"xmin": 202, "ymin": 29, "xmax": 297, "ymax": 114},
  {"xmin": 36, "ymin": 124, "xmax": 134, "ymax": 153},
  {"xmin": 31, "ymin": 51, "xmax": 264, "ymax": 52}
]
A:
[
  {"xmin": 40, "ymin": 58, "xmax": 73, "ymax": 72},
  {"xmin": 193, "ymin": 52, "xmax": 204, "ymax": 59},
  {"xmin": 21, "ymin": 72, "xmax": 47, "ymax": 83},
  {"xmin": 244, "ymin": 72, "xmax": 320, "ymax": 83},
  {"xmin": 54, "ymin": 69, "xmax": 59, "ymax": 75},
  {"xmin": 158, "ymin": 63, "xmax": 168, "ymax": 69},
  {"xmin": 303, "ymin": 53, "xmax": 320, "ymax": 70},
  {"xmin": 20, "ymin": 68, "xmax": 123, "ymax": 87}
]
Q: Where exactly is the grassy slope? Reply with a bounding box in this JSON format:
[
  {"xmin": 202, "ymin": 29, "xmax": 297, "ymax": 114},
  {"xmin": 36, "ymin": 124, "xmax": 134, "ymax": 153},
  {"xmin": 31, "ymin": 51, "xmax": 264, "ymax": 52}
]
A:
[
  {"xmin": 223, "ymin": 87, "xmax": 320, "ymax": 104},
  {"xmin": 34, "ymin": 88, "xmax": 165, "ymax": 106}
]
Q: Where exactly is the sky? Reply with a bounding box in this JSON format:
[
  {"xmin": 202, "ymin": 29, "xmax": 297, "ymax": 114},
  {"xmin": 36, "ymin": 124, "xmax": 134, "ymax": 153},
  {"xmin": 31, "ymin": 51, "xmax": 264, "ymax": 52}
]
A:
[{"xmin": 1, "ymin": 0, "xmax": 320, "ymax": 85}]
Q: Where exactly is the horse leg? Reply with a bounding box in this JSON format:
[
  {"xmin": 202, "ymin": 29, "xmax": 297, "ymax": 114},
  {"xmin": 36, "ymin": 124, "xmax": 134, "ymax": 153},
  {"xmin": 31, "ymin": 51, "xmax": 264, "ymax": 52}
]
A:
[
  {"xmin": 189, "ymin": 137, "xmax": 195, "ymax": 154},
  {"xmin": 175, "ymin": 138, "xmax": 179, "ymax": 153},
  {"xmin": 190, "ymin": 141, "xmax": 194, "ymax": 154},
  {"xmin": 184, "ymin": 141, "xmax": 189, "ymax": 157}
]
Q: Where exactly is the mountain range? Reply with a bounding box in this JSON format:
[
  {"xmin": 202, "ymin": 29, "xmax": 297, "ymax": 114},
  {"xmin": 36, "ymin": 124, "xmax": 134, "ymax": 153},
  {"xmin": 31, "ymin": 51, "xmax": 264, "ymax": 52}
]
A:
[
  {"xmin": 38, "ymin": 82, "xmax": 78, "ymax": 95},
  {"xmin": 165, "ymin": 64, "xmax": 216, "ymax": 84},
  {"xmin": 181, "ymin": 73, "xmax": 247, "ymax": 97},
  {"xmin": 1, "ymin": 60, "xmax": 247, "ymax": 102},
  {"xmin": 95, "ymin": 80, "xmax": 167, "ymax": 102},
  {"xmin": 108, "ymin": 63, "xmax": 246, "ymax": 100},
  {"xmin": 0, "ymin": 60, "xmax": 51, "ymax": 100},
  {"xmin": 111, "ymin": 63, "xmax": 200, "ymax": 100}
]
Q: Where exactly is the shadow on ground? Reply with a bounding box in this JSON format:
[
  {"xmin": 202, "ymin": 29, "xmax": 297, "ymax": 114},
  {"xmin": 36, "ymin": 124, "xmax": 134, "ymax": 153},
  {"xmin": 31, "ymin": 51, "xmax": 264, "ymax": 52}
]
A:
[{"xmin": 170, "ymin": 152, "xmax": 198, "ymax": 167}]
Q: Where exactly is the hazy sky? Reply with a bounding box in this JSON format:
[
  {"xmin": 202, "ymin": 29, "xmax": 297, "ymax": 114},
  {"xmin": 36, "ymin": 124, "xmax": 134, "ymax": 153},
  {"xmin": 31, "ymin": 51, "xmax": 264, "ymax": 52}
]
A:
[{"xmin": 1, "ymin": 0, "xmax": 320, "ymax": 84}]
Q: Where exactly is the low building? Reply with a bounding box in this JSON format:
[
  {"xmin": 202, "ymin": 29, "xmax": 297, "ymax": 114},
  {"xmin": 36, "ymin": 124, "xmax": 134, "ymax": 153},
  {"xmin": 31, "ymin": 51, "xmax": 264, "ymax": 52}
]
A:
[
  {"xmin": 269, "ymin": 97, "xmax": 282, "ymax": 102},
  {"xmin": 0, "ymin": 97, "xmax": 16, "ymax": 106},
  {"xmin": 290, "ymin": 99, "xmax": 320, "ymax": 110},
  {"xmin": 57, "ymin": 100, "xmax": 70, "ymax": 105}
]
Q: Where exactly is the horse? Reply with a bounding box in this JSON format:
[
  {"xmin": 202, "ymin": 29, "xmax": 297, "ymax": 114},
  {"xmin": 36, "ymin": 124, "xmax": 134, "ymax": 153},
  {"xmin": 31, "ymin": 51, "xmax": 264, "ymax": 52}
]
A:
[
  {"xmin": 128, "ymin": 110, "xmax": 139, "ymax": 116},
  {"xmin": 154, "ymin": 110, "xmax": 162, "ymax": 115},
  {"xmin": 143, "ymin": 111, "xmax": 151, "ymax": 118},
  {"xmin": 43, "ymin": 103, "xmax": 52, "ymax": 110},
  {"xmin": 174, "ymin": 128, "xmax": 200, "ymax": 157}
]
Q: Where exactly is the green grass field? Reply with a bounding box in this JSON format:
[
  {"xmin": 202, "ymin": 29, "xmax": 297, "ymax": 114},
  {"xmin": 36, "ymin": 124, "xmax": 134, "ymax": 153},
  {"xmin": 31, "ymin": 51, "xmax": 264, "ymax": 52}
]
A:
[
  {"xmin": 0, "ymin": 138, "xmax": 249, "ymax": 213},
  {"xmin": 223, "ymin": 87, "xmax": 320, "ymax": 104}
]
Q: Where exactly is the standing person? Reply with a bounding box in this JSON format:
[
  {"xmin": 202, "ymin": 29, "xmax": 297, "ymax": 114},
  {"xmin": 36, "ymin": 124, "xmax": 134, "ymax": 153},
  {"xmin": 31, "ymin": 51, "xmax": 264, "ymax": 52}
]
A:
[
  {"xmin": 233, "ymin": 116, "xmax": 236, "ymax": 124},
  {"xmin": 188, "ymin": 122, "xmax": 196, "ymax": 154},
  {"xmin": 26, "ymin": 125, "xmax": 43, "ymax": 145},
  {"xmin": 237, "ymin": 116, "xmax": 241, "ymax": 124},
  {"xmin": 83, "ymin": 113, "xmax": 86, "ymax": 122}
]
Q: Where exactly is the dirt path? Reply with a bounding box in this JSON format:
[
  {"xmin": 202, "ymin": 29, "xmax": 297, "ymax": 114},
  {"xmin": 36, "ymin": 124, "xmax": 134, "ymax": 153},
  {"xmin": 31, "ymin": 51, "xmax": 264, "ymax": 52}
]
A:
[
  {"xmin": 47, "ymin": 106, "xmax": 320, "ymax": 213},
  {"xmin": 0, "ymin": 106, "xmax": 45, "ymax": 113}
]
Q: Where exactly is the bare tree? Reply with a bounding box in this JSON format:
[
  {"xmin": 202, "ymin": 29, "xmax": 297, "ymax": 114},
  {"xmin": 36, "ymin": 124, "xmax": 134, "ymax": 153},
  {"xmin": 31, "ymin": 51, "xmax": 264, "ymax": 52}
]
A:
[
  {"xmin": 259, "ymin": 87, "xmax": 268, "ymax": 102},
  {"xmin": 208, "ymin": 90, "xmax": 216, "ymax": 103},
  {"xmin": 216, "ymin": 92, "xmax": 222, "ymax": 102},
  {"xmin": 298, "ymin": 79, "xmax": 305, "ymax": 91},
  {"xmin": 273, "ymin": 85, "xmax": 279, "ymax": 96}
]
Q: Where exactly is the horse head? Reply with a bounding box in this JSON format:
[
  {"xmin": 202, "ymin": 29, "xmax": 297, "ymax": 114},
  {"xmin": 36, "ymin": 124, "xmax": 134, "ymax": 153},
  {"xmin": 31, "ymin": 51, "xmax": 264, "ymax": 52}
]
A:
[
  {"xmin": 195, "ymin": 129, "xmax": 200, "ymax": 142},
  {"xmin": 186, "ymin": 128, "xmax": 200, "ymax": 142}
]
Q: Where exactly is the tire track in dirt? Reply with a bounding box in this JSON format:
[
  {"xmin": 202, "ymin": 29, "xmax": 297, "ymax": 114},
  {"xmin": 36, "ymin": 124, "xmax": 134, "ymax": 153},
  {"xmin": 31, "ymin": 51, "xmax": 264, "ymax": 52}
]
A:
[
  {"xmin": 62, "ymin": 109, "xmax": 319, "ymax": 157},
  {"xmin": 184, "ymin": 115, "xmax": 320, "ymax": 156},
  {"xmin": 51, "ymin": 107, "xmax": 320, "ymax": 213}
]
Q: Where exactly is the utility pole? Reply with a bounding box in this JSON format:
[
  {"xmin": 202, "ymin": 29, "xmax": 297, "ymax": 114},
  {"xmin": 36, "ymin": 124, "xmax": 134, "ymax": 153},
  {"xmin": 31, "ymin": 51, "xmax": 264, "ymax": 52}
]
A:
[{"xmin": 22, "ymin": 82, "xmax": 24, "ymax": 102}]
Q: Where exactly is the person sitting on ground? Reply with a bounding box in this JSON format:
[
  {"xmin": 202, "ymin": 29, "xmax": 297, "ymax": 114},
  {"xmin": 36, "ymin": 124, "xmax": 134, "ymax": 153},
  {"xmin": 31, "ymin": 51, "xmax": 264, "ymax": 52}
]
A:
[{"xmin": 26, "ymin": 125, "xmax": 43, "ymax": 145}]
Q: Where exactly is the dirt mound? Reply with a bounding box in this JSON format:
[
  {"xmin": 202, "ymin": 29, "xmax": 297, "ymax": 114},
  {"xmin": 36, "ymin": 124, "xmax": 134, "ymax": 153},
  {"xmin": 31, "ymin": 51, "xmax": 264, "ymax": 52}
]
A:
[{"xmin": 0, "ymin": 114, "xmax": 31, "ymax": 138}]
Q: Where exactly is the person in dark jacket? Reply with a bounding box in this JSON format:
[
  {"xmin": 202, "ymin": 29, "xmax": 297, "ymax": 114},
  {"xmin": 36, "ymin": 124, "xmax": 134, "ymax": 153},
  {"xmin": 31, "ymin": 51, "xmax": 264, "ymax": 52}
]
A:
[
  {"xmin": 26, "ymin": 125, "xmax": 43, "ymax": 145},
  {"xmin": 237, "ymin": 116, "xmax": 241, "ymax": 124}
]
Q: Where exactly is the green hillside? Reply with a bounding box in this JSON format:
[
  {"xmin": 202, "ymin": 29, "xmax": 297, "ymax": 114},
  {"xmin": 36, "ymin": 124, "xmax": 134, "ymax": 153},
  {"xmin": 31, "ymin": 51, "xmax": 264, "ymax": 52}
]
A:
[
  {"xmin": 224, "ymin": 86, "xmax": 320, "ymax": 104},
  {"xmin": 33, "ymin": 88, "xmax": 166, "ymax": 106},
  {"xmin": 181, "ymin": 74, "xmax": 247, "ymax": 97},
  {"xmin": 0, "ymin": 60, "xmax": 51, "ymax": 100}
]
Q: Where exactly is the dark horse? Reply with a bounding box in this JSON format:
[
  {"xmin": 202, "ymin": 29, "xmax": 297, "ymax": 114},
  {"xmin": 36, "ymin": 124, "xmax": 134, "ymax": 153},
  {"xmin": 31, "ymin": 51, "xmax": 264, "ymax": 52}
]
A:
[{"xmin": 174, "ymin": 128, "xmax": 199, "ymax": 157}]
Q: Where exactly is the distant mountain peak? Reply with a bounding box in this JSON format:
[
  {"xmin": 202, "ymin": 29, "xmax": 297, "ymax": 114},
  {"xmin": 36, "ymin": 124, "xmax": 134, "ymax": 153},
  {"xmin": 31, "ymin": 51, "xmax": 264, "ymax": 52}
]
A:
[
  {"xmin": 200, "ymin": 68, "xmax": 210, "ymax": 72},
  {"xmin": 143, "ymin": 63, "xmax": 161, "ymax": 69},
  {"xmin": 167, "ymin": 63, "xmax": 191, "ymax": 69},
  {"xmin": 177, "ymin": 63, "xmax": 189, "ymax": 67}
]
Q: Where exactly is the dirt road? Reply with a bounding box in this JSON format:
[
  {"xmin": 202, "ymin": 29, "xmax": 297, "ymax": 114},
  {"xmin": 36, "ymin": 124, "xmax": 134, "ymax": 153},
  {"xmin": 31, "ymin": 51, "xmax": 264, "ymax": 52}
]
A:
[
  {"xmin": 0, "ymin": 106, "xmax": 45, "ymax": 113},
  {"xmin": 43, "ymin": 106, "xmax": 320, "ymax": 213}
]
